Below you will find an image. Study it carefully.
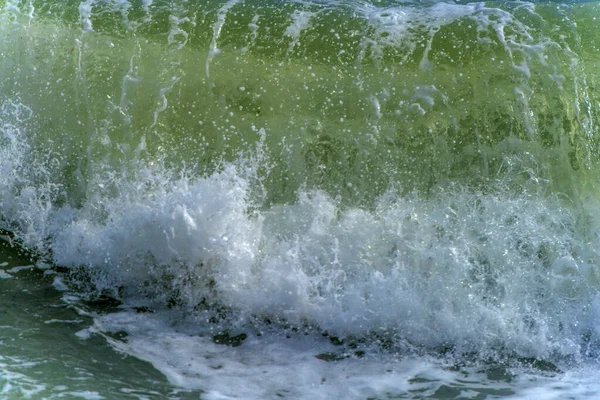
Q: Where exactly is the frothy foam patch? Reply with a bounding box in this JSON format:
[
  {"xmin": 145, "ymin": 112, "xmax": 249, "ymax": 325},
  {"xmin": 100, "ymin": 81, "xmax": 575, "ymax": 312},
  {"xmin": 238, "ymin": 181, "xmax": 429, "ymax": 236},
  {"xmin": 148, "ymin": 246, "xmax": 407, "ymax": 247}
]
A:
[
  {"xmin": 0, "ymin": 0, "xmax": 598, "ymax": 370},
  {"xmin": 86, "ymin": 310, "xmax": 487, "ymax": 400},
  {"xmin": 2, "ymin": 102, "xmax": 600, "ymax": 360},
  {"xmin": 1, "ymin": 1, "xmax": 599, "ymax": 399},
  {"xmin": 44, "ymin": 157, "xmax": 600, "ymax": 361},
  {"xmin": 286, "ymin": 10, "xmax": 315, "ymax": 52},
  {"xmin": 358, "ymin": 1, "xmax": 571, "ymax": 74},
  {"xmin": 85, "ymin": 309, "xmax": 600, "ymax": 400},
  {"xmin": 51, "ymin": 162, "xmax": 257, "ymax": 300},
  {"xmin": 509, "ymin": 367, "xmax": 600, "ymax": 400},
  {"xmin": 0, "ymin": 357, "xmax": 47, "ymax": 398}
]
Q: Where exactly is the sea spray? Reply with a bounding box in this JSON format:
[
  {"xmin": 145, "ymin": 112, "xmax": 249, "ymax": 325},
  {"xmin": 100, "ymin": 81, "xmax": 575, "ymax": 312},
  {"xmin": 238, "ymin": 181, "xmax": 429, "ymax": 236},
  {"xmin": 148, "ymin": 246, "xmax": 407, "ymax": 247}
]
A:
[{"xmin": 1, "ymin": 0, "xmax": 600, "ymax": 398}]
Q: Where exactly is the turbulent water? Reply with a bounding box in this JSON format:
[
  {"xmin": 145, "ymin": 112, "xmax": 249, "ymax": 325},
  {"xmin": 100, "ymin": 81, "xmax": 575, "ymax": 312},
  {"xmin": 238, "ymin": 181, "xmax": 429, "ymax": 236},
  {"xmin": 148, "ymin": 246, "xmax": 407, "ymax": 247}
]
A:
[{"xmin": 1, "ymin": 0, "xmax": 600, "ymax": 398}]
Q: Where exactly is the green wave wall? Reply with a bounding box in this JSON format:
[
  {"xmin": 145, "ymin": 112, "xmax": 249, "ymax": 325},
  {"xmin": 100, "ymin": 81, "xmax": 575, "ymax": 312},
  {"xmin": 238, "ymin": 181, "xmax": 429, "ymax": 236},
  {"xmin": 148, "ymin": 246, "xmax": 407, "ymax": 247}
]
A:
[{"xmin": 0, "ymin": 0, "xmax": 599, "ymax": 208}]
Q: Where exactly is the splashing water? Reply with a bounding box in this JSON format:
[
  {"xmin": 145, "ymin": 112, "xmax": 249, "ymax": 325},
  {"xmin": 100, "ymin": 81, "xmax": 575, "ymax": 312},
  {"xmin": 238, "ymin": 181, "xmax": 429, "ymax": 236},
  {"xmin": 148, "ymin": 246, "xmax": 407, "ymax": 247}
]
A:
[{"xmin": 1, "ymin": 0, "xmax": 600, "ymax": 398}]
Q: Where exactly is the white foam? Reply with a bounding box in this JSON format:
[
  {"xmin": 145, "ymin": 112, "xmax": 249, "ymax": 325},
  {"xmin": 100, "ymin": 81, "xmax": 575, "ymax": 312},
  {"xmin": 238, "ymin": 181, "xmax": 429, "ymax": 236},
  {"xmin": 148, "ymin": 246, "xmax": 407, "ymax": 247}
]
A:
[
  {"xmin": 285, "ymin": 10, "xmax": 315, "ymax": 52},
  {"xmin": 52, "ymin": 277, "xmax": 70, "ymax": 292},
  {"xmin": 88, "ymin": 309, "xmax": 600, "ymax": 400},
  {"xmin": 0, "ymin": 270, "xmax": 12, "ymax": 279},
  {"xmin": 356, "ymin": 0, "xmax": 565, "ymax": 88},
  {"xmin": 8, "ymin": 265, "xmax": 34, "ymax": 273},
  {"xmin": 90, "ymin": 310, "xmax": 461, "ymax": 400},
  {"xmin": 506, "ymin": 365, "xmax": 600, "ymax": 399},
  {"xmin": 1, "ymin": 103, "xmax": 599, "ymax": 361},
  {"xmin": 2, "ymin": 0, "xmax": 599, "ymax": 398},
  {"xmin": 54, "ymin": 391, "xmax": 105, "ymax": 400},
  {"xmin": 78, "ymin": 0, "xmax": 95, "ymax": 32},
  {"xmin": 44, "ymin": 319, "xmax": 84, "ymax": 325},
  {"xmin": 34, "ymin": 152, "xmax": 599, "ymax": 363},
  {"xmin": 0, "ymin": 357, "xmax": 47, "ymax": 398},
  {"xmin": 358, "ymin": 2, "xmax": 478, "ymax": 65}
]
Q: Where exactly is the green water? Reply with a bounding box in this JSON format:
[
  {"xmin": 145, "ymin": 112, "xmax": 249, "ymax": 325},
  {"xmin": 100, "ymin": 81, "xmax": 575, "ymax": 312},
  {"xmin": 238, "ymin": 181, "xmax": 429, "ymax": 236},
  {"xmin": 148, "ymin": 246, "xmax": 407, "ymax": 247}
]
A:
[
  {"xmin": 2, "ymin": 0, "xmax": 599, "ymax": 212},
  {"xmin": 0, "ymin": 241, "xmax": 200, "ymax": 399}
]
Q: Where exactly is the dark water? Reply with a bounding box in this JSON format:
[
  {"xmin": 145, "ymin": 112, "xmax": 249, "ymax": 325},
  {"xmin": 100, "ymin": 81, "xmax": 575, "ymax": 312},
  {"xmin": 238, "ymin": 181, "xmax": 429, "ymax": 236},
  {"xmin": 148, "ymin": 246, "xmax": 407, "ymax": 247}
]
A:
[{"xmin": 0, "ymin": 241, "xmax": 201, "ymax": 398}]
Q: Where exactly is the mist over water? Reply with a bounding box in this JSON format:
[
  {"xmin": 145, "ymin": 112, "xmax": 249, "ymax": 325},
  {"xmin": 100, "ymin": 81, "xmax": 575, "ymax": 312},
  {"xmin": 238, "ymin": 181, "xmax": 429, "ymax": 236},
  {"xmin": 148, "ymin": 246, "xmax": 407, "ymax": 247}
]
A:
[{"xmin": 1, "ymin": 0, "xmax": 600, "ymax": 398}]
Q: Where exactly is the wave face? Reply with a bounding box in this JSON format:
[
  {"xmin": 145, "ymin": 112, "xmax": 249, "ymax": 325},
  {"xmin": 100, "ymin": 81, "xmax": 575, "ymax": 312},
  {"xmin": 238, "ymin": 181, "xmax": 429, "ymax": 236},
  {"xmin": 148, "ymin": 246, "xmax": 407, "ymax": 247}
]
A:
[{"xmin": 1, "ymin": 0, "xmax": 600, "ymax": 365}]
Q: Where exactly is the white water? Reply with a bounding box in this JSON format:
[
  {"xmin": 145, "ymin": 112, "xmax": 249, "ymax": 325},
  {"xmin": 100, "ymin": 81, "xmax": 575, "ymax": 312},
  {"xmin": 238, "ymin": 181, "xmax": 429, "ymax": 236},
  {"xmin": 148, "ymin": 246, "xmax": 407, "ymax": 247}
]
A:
[
  {"xmin": 4, "ymin": 100, "xmax": 600, "ymax": 397},
  {"xmin": 79, "ymin": 308, "xmax": 600, "ymax": 400},
  {"xmin": 2, "ymin": 0, "xmax": 600, "ymax": 398},
  {"xmin": 3, "ymin": 101, "xmax": 599, "ymax": 360},
  {"xmin": 1, "ymin": 96, "xmax": 600, "ymax": 368}
]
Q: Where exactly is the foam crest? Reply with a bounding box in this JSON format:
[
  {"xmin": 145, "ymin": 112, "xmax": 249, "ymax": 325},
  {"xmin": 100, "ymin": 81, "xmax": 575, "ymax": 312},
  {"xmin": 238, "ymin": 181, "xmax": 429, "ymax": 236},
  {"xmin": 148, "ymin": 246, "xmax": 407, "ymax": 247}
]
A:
[
  {"xmin": 1, "ymin": 97, "xmax": 599, "ymax": 358},
  {"xmin": 0, "ymin": 0, "xmax": 597, "ymax": 360},
  {"xmin": 52, "ymin": 163, "xmax": 259, "ymax": 301},
  {"xmin": 359, "ymin": 2, "xmax": 478, "ymax": 66},
  {"xmin": 233, "ymin": 189, "xmax": 599, "ymax": 358},
  {"xmin": 358, "ymin": 1, "xmax": 572, "ymax": 76},
  {"xmin": 36, "ymin": 152, "xmax": 600, "ymax": 360}
]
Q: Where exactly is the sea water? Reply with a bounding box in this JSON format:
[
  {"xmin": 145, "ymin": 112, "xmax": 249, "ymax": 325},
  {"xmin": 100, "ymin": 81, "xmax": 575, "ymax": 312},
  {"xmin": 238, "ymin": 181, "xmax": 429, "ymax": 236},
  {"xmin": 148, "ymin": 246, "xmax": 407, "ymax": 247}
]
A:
[{"xmin": 1, "ymin": 0, "xmax": 600, "ymax": 398}]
